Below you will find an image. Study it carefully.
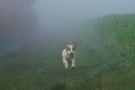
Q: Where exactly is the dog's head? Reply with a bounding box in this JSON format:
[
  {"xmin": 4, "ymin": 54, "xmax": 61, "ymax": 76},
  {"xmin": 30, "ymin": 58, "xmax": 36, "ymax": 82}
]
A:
[{"xmin": 65, "ymin": 42, "xmax": 77, "ymax": 59}]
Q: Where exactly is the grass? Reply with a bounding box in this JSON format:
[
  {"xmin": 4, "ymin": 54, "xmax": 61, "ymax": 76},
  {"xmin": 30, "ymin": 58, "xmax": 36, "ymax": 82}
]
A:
[
  {"xmin": 0, "ymin": 44, "xmax": 133, "ymax": 90},
  {"xmin": 1, "ymin": 14, "xmax": 135, "ymax": 90}
]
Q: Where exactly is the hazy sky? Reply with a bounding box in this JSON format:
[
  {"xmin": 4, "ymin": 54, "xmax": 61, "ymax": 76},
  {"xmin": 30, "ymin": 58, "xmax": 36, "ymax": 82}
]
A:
[{"xmin": 34, "ymin": 0, "xmax": 135, "ymax": 27}]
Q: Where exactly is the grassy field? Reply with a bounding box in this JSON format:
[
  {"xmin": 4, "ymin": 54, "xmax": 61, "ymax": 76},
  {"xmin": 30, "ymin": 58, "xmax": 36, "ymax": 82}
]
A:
[{"xmin": 0, "ymin": 14, "xmax": 135, "ymax": 90}]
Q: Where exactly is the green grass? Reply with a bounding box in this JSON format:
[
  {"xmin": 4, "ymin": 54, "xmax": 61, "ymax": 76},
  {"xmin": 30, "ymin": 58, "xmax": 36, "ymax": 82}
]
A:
[{"xmin": 1, "ymin": 14, "xmax": 135, "ymax": 90}]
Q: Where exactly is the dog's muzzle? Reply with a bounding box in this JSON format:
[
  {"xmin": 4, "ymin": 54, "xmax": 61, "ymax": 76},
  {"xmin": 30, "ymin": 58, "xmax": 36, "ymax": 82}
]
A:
[{"xmin": 70, "ymin": 53, "xmax": 74, "ymax": 59}]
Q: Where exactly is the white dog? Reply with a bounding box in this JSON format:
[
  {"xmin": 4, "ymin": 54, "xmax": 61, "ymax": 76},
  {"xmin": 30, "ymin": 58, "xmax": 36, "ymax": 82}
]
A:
[{"xmin": 62, "ymin": 42, "xmax": 77, "ymax": 69}]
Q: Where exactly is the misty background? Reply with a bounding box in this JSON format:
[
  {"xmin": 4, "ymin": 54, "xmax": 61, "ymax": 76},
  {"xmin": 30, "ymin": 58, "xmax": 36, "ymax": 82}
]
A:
[
  {"xmin": 1, "ymin": 0, "xmax": 135, "ymax": 55},
  {"xmin": 1, "ymin": 0, "xmax": 135, "ymax": 89},
  {"xmin": 34, "ymin": 0, "xmax": 135, "ymax": 29}
]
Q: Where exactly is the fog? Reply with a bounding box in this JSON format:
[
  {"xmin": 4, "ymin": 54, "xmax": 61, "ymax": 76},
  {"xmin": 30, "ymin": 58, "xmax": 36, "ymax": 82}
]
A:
[
  {"xmin": 1, "ymin": 0, "xmax": 135, "ymax": 54},
  {"xmin": 1, "ymin": 1, "xmax": 135, "ymax": 89},
  {"xmin": 33, "ymin": 0, "xmax": 135, "ymax": 48},
  {"xmin": 0, "ymin": 0, "xmax": 38, "ymax": 43},
  {"xmin": 34, "ymin": 0, "xmax": 135, "ymax": 29}
]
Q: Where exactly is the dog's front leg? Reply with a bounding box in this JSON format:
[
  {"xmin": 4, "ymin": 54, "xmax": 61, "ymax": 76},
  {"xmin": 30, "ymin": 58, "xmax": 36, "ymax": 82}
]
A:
[
  {"xmin": 71, "ymin": 59, "xmax": 76, "ymax": 69},
  {"xmin": 63, "ymin": 58, "xmax": 69, "ymax": 69}
]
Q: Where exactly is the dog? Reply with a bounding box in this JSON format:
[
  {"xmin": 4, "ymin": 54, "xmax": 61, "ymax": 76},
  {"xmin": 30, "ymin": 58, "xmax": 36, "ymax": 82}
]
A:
[{"xmin": 62, "ymin": 42, "xmax": 77, "ymax": 69}]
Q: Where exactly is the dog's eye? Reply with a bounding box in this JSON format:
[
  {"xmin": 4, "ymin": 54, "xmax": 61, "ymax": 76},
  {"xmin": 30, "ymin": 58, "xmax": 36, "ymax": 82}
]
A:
[
  {"xmin": 72, "ymin": 48, "xmax": 75, "ymax": 51},
  {"xmin": 67, "ymin": 48, "xmax": 70, "ymax": 51}
]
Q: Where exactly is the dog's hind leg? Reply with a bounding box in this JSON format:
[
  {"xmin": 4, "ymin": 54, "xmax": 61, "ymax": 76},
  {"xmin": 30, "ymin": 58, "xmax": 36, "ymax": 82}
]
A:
[{"xmin": 63, "ymin": 58, "xmax": 69, "ymax": 69}]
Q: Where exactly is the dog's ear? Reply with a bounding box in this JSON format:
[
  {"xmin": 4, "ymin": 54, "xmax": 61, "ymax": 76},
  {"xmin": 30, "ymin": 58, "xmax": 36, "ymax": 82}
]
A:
[
  {"xmin": 65, "ymin": 42, "xmax": 70, "ymax": 50},
  {"xmin": 72, "ymin": 42, "xmax": 77, "ymax": 47}
]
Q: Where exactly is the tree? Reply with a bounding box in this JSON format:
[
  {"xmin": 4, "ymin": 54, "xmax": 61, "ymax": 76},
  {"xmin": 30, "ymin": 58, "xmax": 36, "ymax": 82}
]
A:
[{"xmin": 0, "ymin": 0, "xmax": 38, "ymax": 42}]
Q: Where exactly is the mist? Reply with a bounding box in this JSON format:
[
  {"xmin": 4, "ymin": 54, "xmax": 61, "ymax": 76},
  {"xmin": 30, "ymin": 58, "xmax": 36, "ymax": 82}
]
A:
[
  {"xmin": 33, "ymin": 0, "xmax": 135, "ymax": 49},
  {"xmin": 0, "ymin": 0, "xmax": 38, "ymax": 43},
  {"xmin": 0, "ymin": 0, "xmax": 135, "ymax": 55},
  {"xmin": 1, "ymin": 0, "xmax": 135, "ymax": 43},
  {"xmin": 35, "ymin": 0, "xmax": 135, "ymax": 29},
  {"xmin": 0, "ymin": 0, "xmax": 135, "ymax": 52},
  {"xmin": 1, "ymin": 0, "xmax": 135, "ymax": 89}
]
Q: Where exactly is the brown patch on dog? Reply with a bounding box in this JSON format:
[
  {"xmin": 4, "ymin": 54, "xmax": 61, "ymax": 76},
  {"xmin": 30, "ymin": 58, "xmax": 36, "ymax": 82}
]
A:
[
  {"xmin": 65, "ymin": 42, "xmax": 70, "ymax": 51},
  {"xmin": 72, "ymin": 42, "xmax": 77, "ymax": 47}
]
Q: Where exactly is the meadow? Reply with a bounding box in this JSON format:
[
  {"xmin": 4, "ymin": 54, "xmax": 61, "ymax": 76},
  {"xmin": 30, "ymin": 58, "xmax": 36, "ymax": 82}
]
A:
[{"xmin": 0, "ymin": 14, "xmax": 135, "ymax": 90}]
